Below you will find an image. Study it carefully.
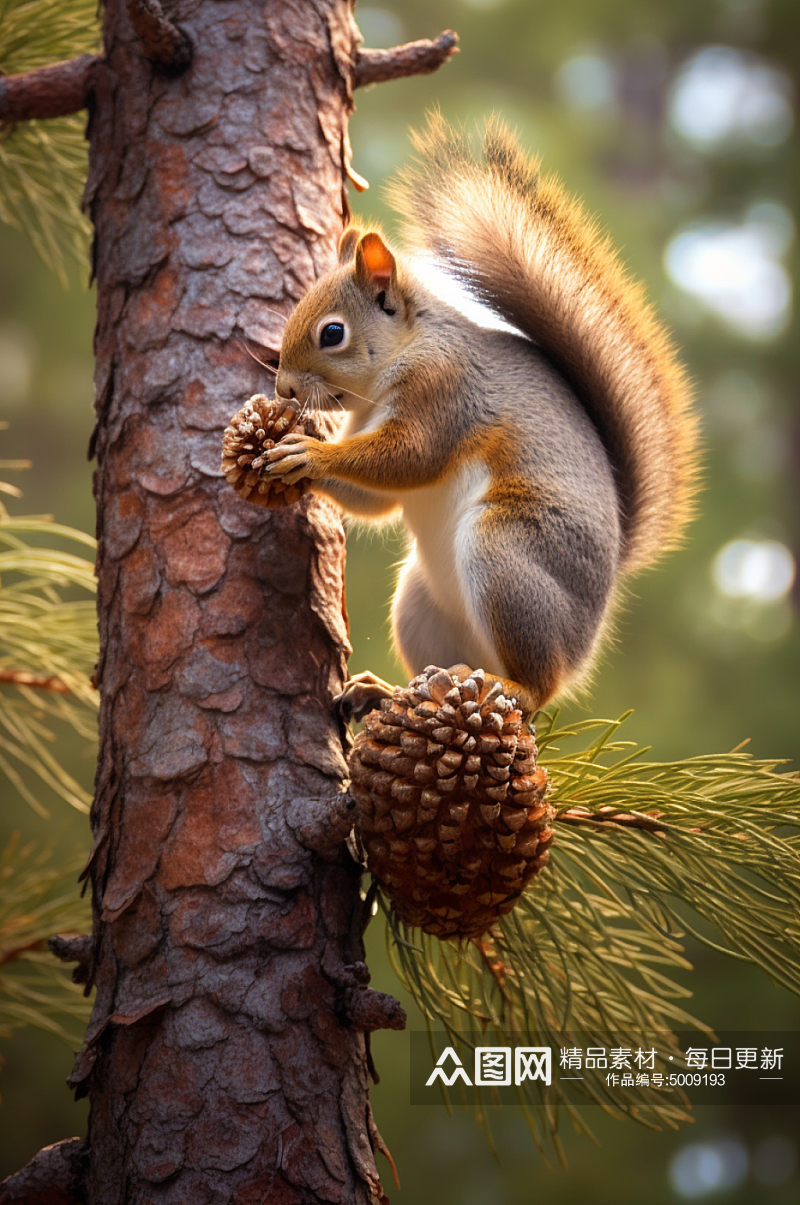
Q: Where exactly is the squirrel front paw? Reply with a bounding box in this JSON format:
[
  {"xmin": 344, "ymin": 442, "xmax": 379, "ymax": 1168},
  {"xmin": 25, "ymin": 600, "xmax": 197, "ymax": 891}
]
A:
[
  {"xmin": 264, "ymin": 432, "xmax": 324, "ymax": 484},
  {"xmin": 334, "ymin": 671, "xmax": 396, "ymax": 723}
]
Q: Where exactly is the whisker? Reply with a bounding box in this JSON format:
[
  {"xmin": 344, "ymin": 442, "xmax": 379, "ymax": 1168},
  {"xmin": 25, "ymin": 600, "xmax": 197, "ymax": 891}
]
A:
[
  {"xmin": 322, "ymin": 386, "xmax": 346, "ymax": 413},
  {"xmin": 260, "ymin": 306, "xmax": 289, "ymax": 325},
  {"xmin": 239, "ymin": 340, "xmax": 278, "ymax": 375},
  {"xmin": 339, "ymin": 384, "xmax": 388, "ymax": 410}
]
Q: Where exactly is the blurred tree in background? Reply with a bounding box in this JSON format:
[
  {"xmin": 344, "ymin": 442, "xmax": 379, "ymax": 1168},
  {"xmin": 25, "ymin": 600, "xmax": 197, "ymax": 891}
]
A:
[{"xmin": 0, "ymin": 0, "xmax": 798, "ymax": 1202}]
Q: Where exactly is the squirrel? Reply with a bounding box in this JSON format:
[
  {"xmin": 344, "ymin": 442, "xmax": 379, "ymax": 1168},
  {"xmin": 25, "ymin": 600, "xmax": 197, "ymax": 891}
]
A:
[{"xmin": 263, "ymin": 115, "xmax": 700, "ymax": 721}]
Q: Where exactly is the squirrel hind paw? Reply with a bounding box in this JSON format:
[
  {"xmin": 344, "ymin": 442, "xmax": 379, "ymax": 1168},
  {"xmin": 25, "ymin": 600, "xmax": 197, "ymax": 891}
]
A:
[{"xmin": 334, "ymin": 672, "xmax": 396, "ymax": 724}]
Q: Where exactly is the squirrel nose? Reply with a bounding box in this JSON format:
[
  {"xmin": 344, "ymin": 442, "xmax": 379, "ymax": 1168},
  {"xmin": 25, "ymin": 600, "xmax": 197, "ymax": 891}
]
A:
[{"xmin": 276, "ymin": 369, "xmax": 299, "ymax": 402}]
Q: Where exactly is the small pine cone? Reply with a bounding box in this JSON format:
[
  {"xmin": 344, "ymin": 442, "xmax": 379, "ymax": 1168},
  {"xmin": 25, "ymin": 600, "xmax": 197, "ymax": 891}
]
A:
[
  {"xmin": 221, "ymin": 395, "xmax": 317, "ymax": 509},
  {"xmin": 349, "ymin": 666, "xmax": 554, "ymax": 940}
]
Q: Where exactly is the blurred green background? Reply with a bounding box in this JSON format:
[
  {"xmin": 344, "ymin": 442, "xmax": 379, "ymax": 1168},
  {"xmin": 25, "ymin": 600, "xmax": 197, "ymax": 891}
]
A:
[{"xmin": 1, "ymin": 0, "xmax": 799, "ymax": 1199}]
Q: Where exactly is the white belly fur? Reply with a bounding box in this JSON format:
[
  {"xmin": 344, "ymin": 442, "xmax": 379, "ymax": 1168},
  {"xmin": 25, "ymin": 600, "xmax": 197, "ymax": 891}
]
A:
[{"xmin": 399, "ymin": 460, "xmax": 502, "ymax": 673}]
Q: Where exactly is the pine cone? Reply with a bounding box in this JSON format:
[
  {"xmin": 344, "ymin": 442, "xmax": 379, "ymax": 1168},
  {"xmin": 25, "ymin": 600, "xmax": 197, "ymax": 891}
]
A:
[
  {"xmin": 221, "ymin": 395, "xmax": 317, "ymax": 508},
  {"xmin": 349, "ymin": 666, "xmax": 553, "ymax": 940}
]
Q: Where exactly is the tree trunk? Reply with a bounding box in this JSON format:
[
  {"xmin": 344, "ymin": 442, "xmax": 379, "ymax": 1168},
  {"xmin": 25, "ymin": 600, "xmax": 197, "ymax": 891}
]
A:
[{"xmin": 71, "ymin": 1, "xmax": 387, "ymax": 1200}]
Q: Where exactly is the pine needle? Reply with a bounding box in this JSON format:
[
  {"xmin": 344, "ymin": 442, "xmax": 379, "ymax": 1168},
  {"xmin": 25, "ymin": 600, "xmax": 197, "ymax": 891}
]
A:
[
  {"xmin": 0, "ymin": 0, "xmax": 100, "ymax": 282},
  {"xmin": 0, "ymin": 516, "xmax": 98, "ymax": 813},
  {"xmin": 0, "ymin": 835, "xmax": 91, "ymax": 1051},
  {"xmin": 384, "ymin": 711, "xmax": 800, "ymax": 1159}
]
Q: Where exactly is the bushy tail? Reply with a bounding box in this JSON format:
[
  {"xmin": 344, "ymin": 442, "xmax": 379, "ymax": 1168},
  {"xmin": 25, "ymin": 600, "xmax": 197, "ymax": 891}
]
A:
[{"xmin": 389, "ymin": 114, "xmax": 700, "ymax": 572}]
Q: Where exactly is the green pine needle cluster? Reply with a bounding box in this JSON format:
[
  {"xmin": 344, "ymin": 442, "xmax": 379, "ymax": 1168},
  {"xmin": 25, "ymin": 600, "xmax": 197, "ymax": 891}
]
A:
[
  {"xmin": 0, "ymin": 515, "xmax": 98, "ymax": 816},
  {"xmin": 0, "ymin": 451, "xmax": 97, "ymax": 1081},
  {"xmin": 385, "ymin": 711, "xmax": 800, "ymax": 1163},
  {"xmin": 0, "ymin": 0, "xmax": 100, "ymax": 283},
  {"xmin": 0, "ymin": 834, "xmax": 91, "ymax": 1059}
]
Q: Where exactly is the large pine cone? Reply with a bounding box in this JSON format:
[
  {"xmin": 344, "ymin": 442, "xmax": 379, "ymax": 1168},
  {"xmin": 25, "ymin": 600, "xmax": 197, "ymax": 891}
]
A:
[
  {"xmin": 349, "ymin": 666, "xmax": 553, "ymax": 939},
  {"xmin": 221, "ymin": 395, "xmax": 316, "ymax": 508}
]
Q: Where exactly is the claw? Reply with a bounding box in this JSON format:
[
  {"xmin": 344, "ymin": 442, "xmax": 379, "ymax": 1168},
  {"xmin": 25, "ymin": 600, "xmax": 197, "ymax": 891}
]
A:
[
  {"xmin": 335, "ymin": 672, "xmax": 396, "ymax": 723},
  {"xmin": 264, "ymin": 433, "xmax": 319, "ymax": 483}
]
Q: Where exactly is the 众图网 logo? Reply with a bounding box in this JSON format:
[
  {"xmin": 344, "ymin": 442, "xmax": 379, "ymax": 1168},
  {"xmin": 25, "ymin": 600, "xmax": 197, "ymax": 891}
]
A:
[{"xmin": 426, "ymin": 1046, "xmax": 552, "ymax": 1087}]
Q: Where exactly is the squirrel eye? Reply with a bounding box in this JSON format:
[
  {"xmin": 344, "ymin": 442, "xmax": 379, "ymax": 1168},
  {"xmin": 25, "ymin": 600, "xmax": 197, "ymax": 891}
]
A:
[{"xmin": 319, "ymin": 321, "xmax": 346, "ymax": 348}]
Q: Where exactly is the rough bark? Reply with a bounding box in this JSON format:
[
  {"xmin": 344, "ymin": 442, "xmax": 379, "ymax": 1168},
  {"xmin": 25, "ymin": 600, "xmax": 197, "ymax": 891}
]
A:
[
  {"xmin": 69, "ymin": 2, "xmax": 388, "ymax": 1201},
  {"xmin": 0, "ymin": 55, "xmax": 98, "ymax": 124}
]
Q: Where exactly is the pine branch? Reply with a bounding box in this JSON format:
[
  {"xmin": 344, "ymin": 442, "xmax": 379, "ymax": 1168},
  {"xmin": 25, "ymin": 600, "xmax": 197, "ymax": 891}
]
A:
[
  {"xmin": 0, "ymin": 935, "xmax": 45, "ymax": 969},
  {"xmin": 0, "ymin": 54, "xmax": 97, "ymax": 124},
  {"xmin": 0, "ymin": 669, "xmax": 73, "ymax": 693},
  {"xmin": 0, "ymin": 0, "xmax": 100, "ymax": 277},
  {"xmin": 382, "ymin": 710, "xmax": 800, "ymax": 1159},
  {"xmin": 48, "ymin": 933, "xmax": 93, "ymax": 984},
  {"xmin": 344, "ymin": 986, "xmax": 407, "ymax": 1032},
  {"xmin": 355, "ymin": 30, "xmax": 459, "ymax": 88},
  {"xmin": 555, "ymin": 804, "xmax": 667, "ymax": 834},
  {"xmin": 125, "ymin": 0, "xmax": 192, "ymax": 71},
  {"xmin": 0, "ymin": 1137, "xmax": 85, "ymax": 1205}
]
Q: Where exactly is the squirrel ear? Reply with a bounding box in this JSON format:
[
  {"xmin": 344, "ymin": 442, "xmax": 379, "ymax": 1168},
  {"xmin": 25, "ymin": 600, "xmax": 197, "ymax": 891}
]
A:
[
  {"xmin": 338, "ymin": 227, "xmax": 360, "ymax": 265},
  {"xmin": 355, "ymin": 232, "xmax": 396, "ymax": 292}
]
